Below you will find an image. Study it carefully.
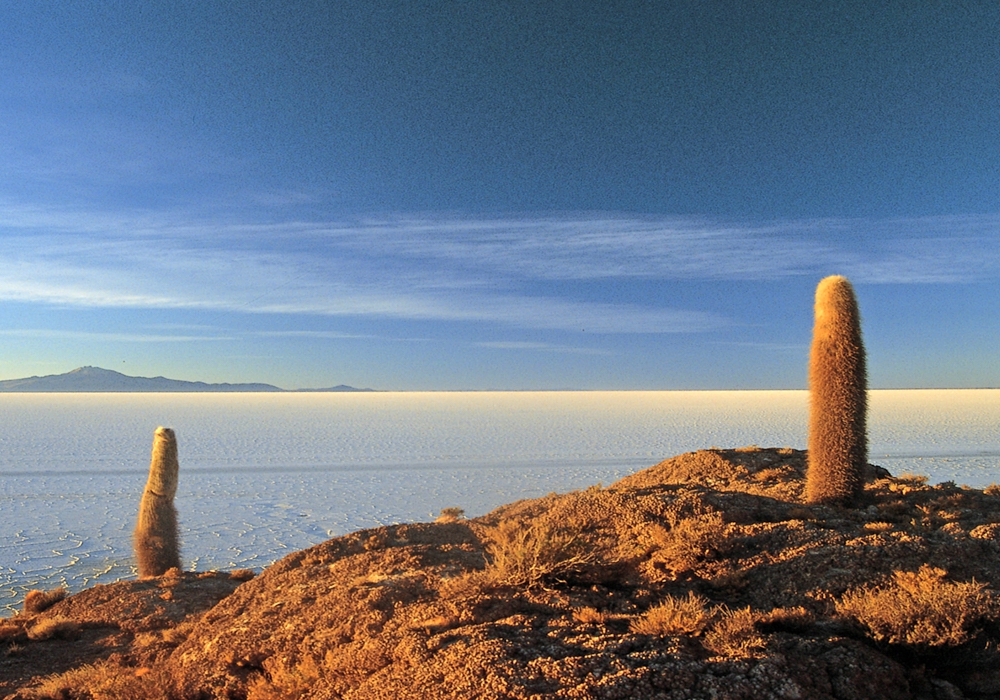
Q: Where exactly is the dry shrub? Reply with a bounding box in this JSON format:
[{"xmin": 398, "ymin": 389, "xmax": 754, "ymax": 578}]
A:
[
  {"xmin": 757, "ymin": 606, "xmax": 815, "ymax": 633},
  {"xmin": 1, "ymin": 621, "xmax": 25, "ymax": 643},
  {"xmin": 230, "ymin": 568, "xmax": 257, "ymax": 582},
  {"xmin": 22, "ymin": 588, "xmax": 67, "ymax": 615},
  {"xmin": 573, "ymin": 606, "xmax": 609, "ymax": 624},
  {"xmin": 246, "ymin": 655, "xmax": 321, "ymax": 700},
  {"xmin": 26, "ymin": 661, "xmax": 167, "ymax": 700},
  {"xmin": 438, "ymin": 570, "xmax": 491, "ymax": 600},
  {"xmin": 484, "ymin": 518, "xmax": 595, "ymax": 588},
  {"xmin": 703, "ymin": 607, "xmax": 766, "ymax": 658},
  {"xmin": 836, "ymin": 565, "xmax": 999, "ymax": 648},
  {"xmin": 26, "ymin": 616, "xmax": 80, "ymax": 641},
  {"xmin": 647, "ymin": 511, "xmax": 731, "ymax": 574},
  {"xmin": 753, "ymin": 467, "xmax": 790, "ymax": 483},
  {"xmin": 160, "ymin": 619, "xmax": 196, "ymax": 646},
  {"xmin": 436, "ymin": 507, "xmax": 465, "ymax": 523},
  {"xmin": 630, "ymin": 592, "xmax": 713, "ymax": 637},
  {"xmin": 984, "ymin": 483, "xmax": 1000, "ymax": 497}
]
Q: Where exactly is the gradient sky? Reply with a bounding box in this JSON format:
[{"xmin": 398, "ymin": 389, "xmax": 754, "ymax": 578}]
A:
[{"xmin": 1, "ymin": 2, "xmax": 998, "ymax": 390}]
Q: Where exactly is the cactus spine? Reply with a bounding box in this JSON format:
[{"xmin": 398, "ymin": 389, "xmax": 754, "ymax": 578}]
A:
[
  {"xmin": 806, "ymin": 276, "xmax": 868, "ymax": 505},
  {"xmin": 133, "ymin": 427, "xmax": 181, "ymax": 577}
]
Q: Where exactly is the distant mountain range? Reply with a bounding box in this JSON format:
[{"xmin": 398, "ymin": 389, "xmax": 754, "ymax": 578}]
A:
[{"xmin": 0, "ymin": 366, "xmax": 374, "ymax": 393}]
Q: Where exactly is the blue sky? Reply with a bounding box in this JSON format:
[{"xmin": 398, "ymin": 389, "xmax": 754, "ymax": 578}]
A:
[{"xmin": 1, "ymin": 2, "xmax": 998, "ymax": 390}]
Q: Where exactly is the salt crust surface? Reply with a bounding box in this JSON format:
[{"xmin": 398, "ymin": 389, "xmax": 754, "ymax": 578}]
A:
[{"xmin": 1, "ymin": 390, "xmax": 997, "ymax": 613}]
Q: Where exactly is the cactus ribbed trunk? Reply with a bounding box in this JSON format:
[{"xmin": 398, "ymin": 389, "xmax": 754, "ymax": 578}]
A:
[
  {"xmin": 806, "ymin": 276, "xmax": 868, "ymax": 505},
  {"xmin": 134, "ymin": 427, "xmax": 181, "ymax": 577}
]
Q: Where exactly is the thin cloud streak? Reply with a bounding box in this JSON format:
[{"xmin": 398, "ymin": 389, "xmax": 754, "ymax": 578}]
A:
[
  {"xmin": 5, "ymin": 204, "xmax": 997, "ymax": 283},
  {"xmin": 0, "ymin": 329, "xmax": 234, "ymax": 343},
  {"xmin": 345, "ymin": 215, "xmax": 1000, "ymax": 283},
  {"xmin": 0, "ymin": 205, "xmax": 997, "ymax": 334},
  {"xmin": 474, "ymin": 341, "xmax": 613, "ymax": 355}
]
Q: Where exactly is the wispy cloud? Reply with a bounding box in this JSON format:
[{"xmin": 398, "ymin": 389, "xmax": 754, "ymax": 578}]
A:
[
  {"xmin": 309, "ymin": 214, "xmax": 1000, "ymax": 284},
  {"xmin": 0, "ymin": 204, "xmax": 997, "ymax": 334},
  {"xmin": 473, "ymin": 341, "xmax": 612, "ymax": 355},
  {"xmin": 0, "ymin": 329, "xmax": 233, "ymax": 343}
]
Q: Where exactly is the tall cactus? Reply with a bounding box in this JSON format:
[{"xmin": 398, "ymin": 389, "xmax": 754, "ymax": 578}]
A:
[
  {"xmin": 806, "ymin": 276, "xmax": 868, "ymax": 505},
  {"xmin": 133, "ymin": 427, "xmax": 181, "ymax": 577}
]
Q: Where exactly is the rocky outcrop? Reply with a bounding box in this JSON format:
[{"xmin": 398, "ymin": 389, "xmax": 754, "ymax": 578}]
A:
[{"xmin": 5, "ymin": 447, "xmax": 1000, "ymax": 699}]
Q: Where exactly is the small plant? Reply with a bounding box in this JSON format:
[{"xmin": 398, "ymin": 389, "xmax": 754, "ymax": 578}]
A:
[
  {"xmin": 484, "ymin": 518, "xmax": 595, "ymax": 588},
  {"xmin": 27, "ymin": 661, "xmax": 164, "ymax": 700},
  {"xmin": 806, "ymin": 275, "xmax": 868, "ymax": 506},
  {"xmin": 573, "ymin": 606, "xmax": 608, "ymax": 624},
  {"xmin": 646, "ymin": 512, "xmax": 731, "ymax": 577},
  {"xmin": 436, "ymin": 507, "xmax": 466, "ymax": 523},
  {"xmin": 0, "ymin": 622, "xmax": 23, "ymax": 643},
  {"xmin": 22, "ymin": 587, "xmax": 66, "ymax": 615},
  {"xmin": 836, "ymin": 565, "xmax": 999, "ymax": 648},
  {"xmin": 756, "ymin": 606, "xmax": 815, "ymax": 633},
  {"xmin": 230, "ymin": 568, "xmax": 257, "ymax": 582},
  {"xmin": 630, "ymin": 592, "xmax": 714, "ymax": 636},
  {"xmin": 134, "ymin": 427, "xmax": 182, "ymax": 578},
  {"xmin": 26, "ymin": 616, "xmax": 80, "ymax": 641},
  {"xmin": 703, "ymin": 607, "xmax": 767, "ymax": 658},
  {"xmin": 438, "ymin": 570, "xmax": 491, "ymax": 600},
  {"xmin": 246, "ymin": 655, "xmax": 321, "ymax": 700}
]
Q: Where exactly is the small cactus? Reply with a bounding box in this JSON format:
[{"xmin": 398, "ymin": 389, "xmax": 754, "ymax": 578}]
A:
[
  {"xmin": 133, "ymin": 427, "xmax": 181, "ymax": 577},
  {"xmin": 806, "ymin": 276, "xmax": 868, "ymax": 505}
]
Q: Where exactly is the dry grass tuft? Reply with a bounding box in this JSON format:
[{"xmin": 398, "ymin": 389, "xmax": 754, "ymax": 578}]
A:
[
  {"xmin": 484, "ymin": 518, "xmax": 596, "ymax": 588},
  {"xmin": 438, "ymin": 570, "xmax": 491, "ymax": 600},
  {"xmin": 836, "ymin": 564, "xmax": 999, "ymax": 648},
  {"xmin": 26, "ymin": 616, "xmax": 80, "ymax": 641},
  {"xmin": 161, "ymin": 620, "xmax": 196, "ymax": 646},
  {"xmin": 230, "ymin": 568, "xmax": 257, "ymax": 582},
  {"xmin": 703, "ymin": 607, "xmax": 767, "ymax": 658},
  {"xmin": 1, "ymin": 621, "xmax": 25, "ymax": 643},
  {"xmin": 246, "ymin": 655, "xmax": 321, "ymax": 700},
  {"xmin": 573, "ymin": 606, "xmax": 608, "ymax": 624},
  {"xmin": 645, "ymin": 511, "xmax": 731, "ymax": 576},
  {"xmin": 436, "ymin": 507, "xmax": 466, "ymax": 523},
  {"xmin": 26, "ymin": 661, "xmax": 167, "ymax": 700},
  {"xmin": 630, "ymin": 592, "xmax": 714, "ymax": 637},
  {"xmin": 22, "ymin": 588, "xmax": 67, "ymax": 615},
  {"xmin": 757, "ymin": 606, "xmax": 815, "ymax": 633}
]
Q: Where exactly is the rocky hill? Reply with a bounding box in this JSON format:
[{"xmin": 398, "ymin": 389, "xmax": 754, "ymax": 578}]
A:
[
  {"xmin": 3, "ymin": 447, "xmax": 1000, "ymax": 699},
  {"xmin": 0, "ymin": 367, "xmax": 372, "ymax": 392}
]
